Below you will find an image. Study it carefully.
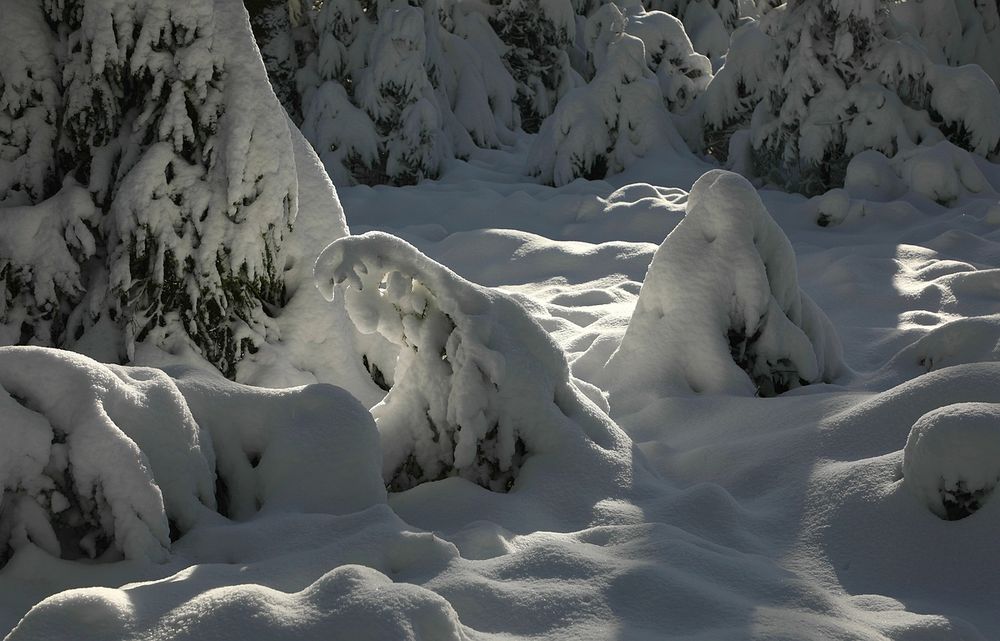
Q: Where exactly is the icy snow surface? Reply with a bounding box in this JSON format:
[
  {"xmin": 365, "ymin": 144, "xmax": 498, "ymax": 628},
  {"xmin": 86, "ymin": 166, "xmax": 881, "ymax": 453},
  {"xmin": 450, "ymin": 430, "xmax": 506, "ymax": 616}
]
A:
[{"xmin": 7, "ymin": 136, "xmax": 1000, "ymax": 639}]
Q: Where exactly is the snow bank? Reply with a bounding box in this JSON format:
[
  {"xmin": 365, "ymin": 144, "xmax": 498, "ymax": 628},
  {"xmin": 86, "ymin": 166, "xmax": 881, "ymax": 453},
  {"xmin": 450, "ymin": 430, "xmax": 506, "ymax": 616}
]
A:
[
  {"xmin": 904, "ymin": 402, "xmax": 1000, "ymax": 520},
  {"xmin": 314, "ymin": 231, "xmax": 627, "ymax": 492},
  {"xmin": 603, "ymin": 170, "xmax": 842, "ymax": 411}
]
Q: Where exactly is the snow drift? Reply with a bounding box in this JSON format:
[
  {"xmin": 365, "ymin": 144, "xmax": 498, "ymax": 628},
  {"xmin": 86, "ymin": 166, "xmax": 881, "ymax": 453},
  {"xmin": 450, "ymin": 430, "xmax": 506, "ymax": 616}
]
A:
[{"xmin": 603, "ymin": 170, "xmax": 842, "ymax": 412}]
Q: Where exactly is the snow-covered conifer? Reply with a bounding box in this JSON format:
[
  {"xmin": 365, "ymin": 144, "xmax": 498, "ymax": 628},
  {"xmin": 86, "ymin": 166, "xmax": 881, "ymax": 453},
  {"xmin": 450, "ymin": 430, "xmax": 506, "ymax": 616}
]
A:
[
  {"xmin": 296, "ymin": 0, "xmax": 518, "ymax": 185},
  {"xmin": 701, "ymin": 0, "xmax": 1000, "ymax": 195},
  {"xmin": 246, "ymin": 0, "xmax": 304, "ymax": 120},
  {"xmin": 528, "ymin": 3, "xmax": 696, "ymax": 186},
  {"xmin": 492, "ymin": 0, "xmax": 579, "ymax": 132},
  {"xmin": 644, "ymin": 0, "xmax": 741, "ymax": 62},
  {"xmin": 0, "ymin": 0, "xmax": 299, "ymax": 378},
  {"xmin": 602, "ymin": 170, "xmax": 842, "ymax": 412}
]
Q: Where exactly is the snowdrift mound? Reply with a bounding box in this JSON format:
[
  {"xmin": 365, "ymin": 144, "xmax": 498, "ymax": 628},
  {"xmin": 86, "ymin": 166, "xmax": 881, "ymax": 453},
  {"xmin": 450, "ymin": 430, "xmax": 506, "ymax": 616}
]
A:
[
  {"xmin": 603, "ymin": 170, "xmax": 842, "ymax": 411},
  {"xmin": 314, "ymin": 232, "xmax": 630, "ymax": 493},
  {"xmin": 0, "ymin": 346, "xmax": 382, "ymax": 567},
  {"xmin": 903, "ymin": 402, "xmax": 1000, "ymax": 521}
]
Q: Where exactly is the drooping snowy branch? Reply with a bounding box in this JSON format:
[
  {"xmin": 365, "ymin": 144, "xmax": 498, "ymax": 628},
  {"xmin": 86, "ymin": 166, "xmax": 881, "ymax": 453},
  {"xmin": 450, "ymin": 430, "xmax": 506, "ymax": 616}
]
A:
[{"xmin": 315, "ymin": 231, "xmax": 622, "ymax": 492}]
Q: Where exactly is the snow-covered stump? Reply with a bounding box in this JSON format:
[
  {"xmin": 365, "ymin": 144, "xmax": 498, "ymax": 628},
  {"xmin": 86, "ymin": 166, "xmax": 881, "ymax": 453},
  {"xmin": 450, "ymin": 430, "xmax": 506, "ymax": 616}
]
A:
[
  {"xmin": 603, "ymin": 170, "xmax": 842, "ymax": 412},
  {"xmin": 314, "ymin": 232, "xmax": 623, "ymax": 493},
  {"xmin": 0, "ymin": 347, "xmax": 218, "ymax": 566},
  {"xmin": 903, "ymin": 403, "xmax": 1000, "ymax": 521}
]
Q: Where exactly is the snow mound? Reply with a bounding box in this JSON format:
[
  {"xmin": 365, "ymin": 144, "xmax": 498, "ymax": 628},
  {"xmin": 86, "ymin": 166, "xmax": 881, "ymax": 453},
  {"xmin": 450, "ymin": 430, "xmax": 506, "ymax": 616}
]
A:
[
  {"xmin": 903, "ymin": 402, "xmax": 1000, "ymax": 520},
  {"xmin": 314, "ymin": 231, "xmax": 625, "ymax": 492},
  {"xmin": 603, "ymin": 170, "xmax": 842, "ymax": 411},
  {"xmin": 8, "ymin": 564, "xmax": 466, "ymax": 641},
  {"xmin": 0, "ymin": 347, "xmax": 216, "ymax": 565},
  {"xmin": 883, "ymin": 315, "xmax": 1000, "ymax": 380},
  {"xmin": 0, "ymin": 346, "xmax": 383, "ymax": 568}
]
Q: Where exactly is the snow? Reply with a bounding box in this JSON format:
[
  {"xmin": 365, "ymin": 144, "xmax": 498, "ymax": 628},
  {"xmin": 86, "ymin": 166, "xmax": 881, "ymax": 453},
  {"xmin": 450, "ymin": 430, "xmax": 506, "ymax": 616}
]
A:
[{"xmin": 7, "ymin": 2, "xmax": 1000, "ymax": 640}]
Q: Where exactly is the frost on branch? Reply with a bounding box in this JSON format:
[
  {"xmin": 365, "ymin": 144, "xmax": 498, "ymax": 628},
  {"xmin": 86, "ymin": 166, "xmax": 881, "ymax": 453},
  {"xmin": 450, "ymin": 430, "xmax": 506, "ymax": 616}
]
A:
[
  {"xmin": 904, "ymin": 403, "xmax": 1000, "ymax": 521},
  {"xmin": 0, "ymin": 347, "xmax": 217, "ymax": 566},
  {"xmin": 603, "ymin": 170, "xmax": 842, "ymax": 413},
  {"xmin": 315, "ymin": 232, "xmax": 616, "ymax": 493}
]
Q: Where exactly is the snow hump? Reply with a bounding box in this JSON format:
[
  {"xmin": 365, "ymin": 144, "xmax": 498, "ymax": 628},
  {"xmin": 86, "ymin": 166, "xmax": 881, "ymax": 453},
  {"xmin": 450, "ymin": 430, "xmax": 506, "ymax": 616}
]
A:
[
  {"xmin": 603, "ymin": 170, "xmax": 843, "ymax": 412},
  {"xmin": 314, "ymin": 231, "xmax": 626, "ymax": 493}
]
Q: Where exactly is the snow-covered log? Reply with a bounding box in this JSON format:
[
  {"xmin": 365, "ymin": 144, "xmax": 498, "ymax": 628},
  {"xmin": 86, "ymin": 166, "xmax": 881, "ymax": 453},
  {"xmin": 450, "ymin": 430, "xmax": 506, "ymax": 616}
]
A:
[{"xmin": 603, "ymin": 170, "xmax": 842, "ymax": 412}]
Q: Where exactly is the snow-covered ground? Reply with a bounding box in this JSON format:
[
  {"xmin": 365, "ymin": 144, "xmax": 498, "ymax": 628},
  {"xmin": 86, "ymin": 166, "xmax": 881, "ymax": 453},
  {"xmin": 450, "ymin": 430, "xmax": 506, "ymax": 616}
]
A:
[{"xmin": 5, "ymin": 136, "xmax": 1000, "ymax": 640}]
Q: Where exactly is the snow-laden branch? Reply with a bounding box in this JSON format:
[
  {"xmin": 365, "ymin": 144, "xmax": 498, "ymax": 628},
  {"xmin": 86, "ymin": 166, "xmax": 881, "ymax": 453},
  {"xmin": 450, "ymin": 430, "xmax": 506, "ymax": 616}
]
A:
[{"xmin": 315, "ymin": 231, "xmax": 623, "ymax": 492}]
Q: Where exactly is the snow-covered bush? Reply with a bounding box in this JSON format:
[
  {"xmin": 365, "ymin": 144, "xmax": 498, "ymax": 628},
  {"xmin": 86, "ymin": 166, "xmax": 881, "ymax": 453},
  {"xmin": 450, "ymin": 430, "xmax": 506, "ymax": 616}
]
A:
[
  {"xmin": 295, "ymin": 0, "xmax": 518, "ymax": 185},
  {"xmin": 903, "ymin": 402, "xmax": 1000, "ymax": 520},
  {"xmin": 528, "ymin": 3, "xmax": 696, "ymax": 186},
  {"xmin": 700, "ymin": 0, "xmax": 1000, "ymax": 194},
  {"xmin": 0, "ymin": 347, "xmax": 217, "ymax": 565},
  {"xmin": 315, "ymin": 231, "xmax": 622, "ymax": 493},
  {"xmin": 644, "ymin": 0, "xmax": 741, "ymax": 62},
  {"xmin": 602, "ymin": 170, "xmax": 842, "ymax": 412},
  {"xmin": 0, "ymin": 346, "xmax": 383, "ymax": 566},
  {"xmin": 892, "ymin": 0, "xmax": 1000, "ymax": 86},
  {"xmin": 0, "ymin": 0, "xmax": 299, "ymax": 378},
  {"xmin": 491, "ymin": 0, "xmax": 578, "ymax": 132}
]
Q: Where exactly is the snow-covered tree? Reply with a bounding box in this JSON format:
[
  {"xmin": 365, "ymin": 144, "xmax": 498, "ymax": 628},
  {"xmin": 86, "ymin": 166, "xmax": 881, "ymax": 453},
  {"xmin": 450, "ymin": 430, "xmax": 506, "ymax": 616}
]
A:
[
  {"xmin": 528, "ymin": 3, "xmax": 698, "ymax": 186},
  {"xmin": 246, "ymin": 0, "xmax": 304, "ymax": 119},
  {"xmin": 644, "ymin": 0, "xmax": 741, "ymax": 62},
  {"xmin": 491, "ymin": 0, "xmax": 579, "ymax": 132},
  {"xmin": 601, "ymin": 170, "xmax": 842, "ymax": 412},
  {"xmin": 701, "ymin": 0, "xmax": 1000, "ymax": 195},
  {"xmin": 0, "ymin": 0, "xmax": 299, "ymax": 378},
  {"xmin": 296, "ymin": 0, "xmax": 518, "ymax": 185}
]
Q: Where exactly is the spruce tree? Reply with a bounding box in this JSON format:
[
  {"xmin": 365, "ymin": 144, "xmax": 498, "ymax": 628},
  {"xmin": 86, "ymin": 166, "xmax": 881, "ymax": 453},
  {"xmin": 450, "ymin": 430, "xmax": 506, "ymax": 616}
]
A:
[{"xmin": 0, "ymin": 0, "xmax": 298, "ymax": 378}]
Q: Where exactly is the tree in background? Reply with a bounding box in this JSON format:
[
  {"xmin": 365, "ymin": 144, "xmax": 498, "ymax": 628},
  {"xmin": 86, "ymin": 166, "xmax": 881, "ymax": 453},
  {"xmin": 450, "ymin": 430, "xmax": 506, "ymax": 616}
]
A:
[{"xmin": 701, "ymin": 0, "xmax": 1000, "ymax": 195}]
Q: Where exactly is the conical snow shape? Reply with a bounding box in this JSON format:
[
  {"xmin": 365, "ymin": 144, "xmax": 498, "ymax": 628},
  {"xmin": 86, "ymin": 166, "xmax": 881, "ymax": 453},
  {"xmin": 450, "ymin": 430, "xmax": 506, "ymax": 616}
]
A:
[{"xmin": 603, "ymin": 170, "xmax": 842, "ymax": 413}]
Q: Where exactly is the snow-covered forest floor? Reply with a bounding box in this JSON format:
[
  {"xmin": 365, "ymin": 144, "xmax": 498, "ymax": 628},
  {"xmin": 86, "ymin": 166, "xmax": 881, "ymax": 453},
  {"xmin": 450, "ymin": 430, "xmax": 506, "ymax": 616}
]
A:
[{"xmin": 6, "ymin": 134, "xmax": 1000, "ymax": 640}]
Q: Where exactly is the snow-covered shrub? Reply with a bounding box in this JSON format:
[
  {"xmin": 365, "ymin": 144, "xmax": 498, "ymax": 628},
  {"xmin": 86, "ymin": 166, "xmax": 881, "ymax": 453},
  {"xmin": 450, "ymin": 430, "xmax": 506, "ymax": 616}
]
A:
[
  {"xmin": 0, "ymin": 347, "xmax": 217, "ymax": 565},
  {"xmin": 491, "ymin": 0, "xmax": 578, "ymax": 132},
  {"xmin": 602, "ymin": 170, "xmax": 842, "ymax": 412},
  {"xmin": 892, "ymin": 0, "xmax": 1000, "ymax": 86},
  {"xmin": 315, "ymin": 231, "xmax": 621, "ymax": 493},
  {"xmin": 903, "ymin": 402, "xmax": 1000, "ymax": 520},
  {"xmin": 528, "ymin": 4, "xmax": 695, "ymax": 186},
  {"xmin": 0, "ymin": 346, "xmax": 383, "ymax": 566},
  {"xmin": 700, "ymin": 0, "xmax": 1000, "ymax": 194},
  {"xmin": 842, "ymin": 141, "xmax": 998, "ymax": 206},
  {"xmin": 644, "ymin": 0, "xmax": 741, "ymax": 62},
  {"xmin": 296, "ymin": 0, "xmax": 518, "ymax": 185},
  {"xmin": 0, "ymin": 0, "xmax": 299, "ymax": 378}
]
